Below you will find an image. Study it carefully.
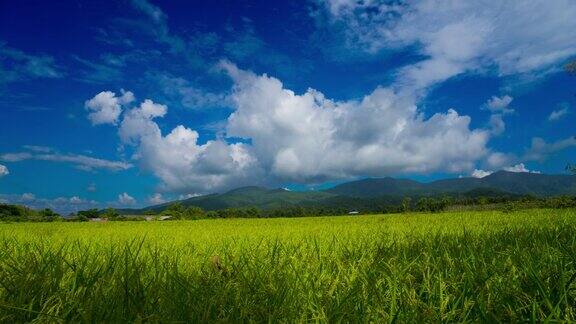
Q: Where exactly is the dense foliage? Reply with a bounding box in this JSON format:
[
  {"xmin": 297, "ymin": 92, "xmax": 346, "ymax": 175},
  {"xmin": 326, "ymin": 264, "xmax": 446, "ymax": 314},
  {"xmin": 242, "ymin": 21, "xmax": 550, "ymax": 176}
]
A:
[
  {"xmin": 139, "ymin": 194, "xmax": 576, "ymax": 219},
  {"xmin": 2, "ymin": 193, "xmax": 576, "ymax": 222},
  {"xmin": 0, "ymin": 209, "xmax": 575, "ymax": 322},
  {"xmin": 0, "ymin": 204, "xmax": 62, "ymax": 222}
]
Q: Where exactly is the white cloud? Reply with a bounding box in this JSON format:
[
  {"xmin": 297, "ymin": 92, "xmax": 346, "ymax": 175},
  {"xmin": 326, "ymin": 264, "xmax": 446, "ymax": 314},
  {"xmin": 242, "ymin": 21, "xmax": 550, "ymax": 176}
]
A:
[
  {"xmin": 0, "ymin": 43, "xmax": 63, "ymax": 84},
  {"xmin": 485, "ymin": 95, "xmax": 514, "ymax": 115},
  {"xmin": 69, "ymin": 196, "xmax": 83, "ymax": 204},
  {"xmin": 0, "ymin": 164, "xmax": 8, "ymax": 177},
  {"xmin": 481, "ymin": 137, "xmax": 575, "ymax": 173},
  {"xmin": 155, "ymin": 74, "xmax": 230, "ymax": 110},
  {"xmin": 178, "ymin": 193, "xmax": 202, "ymax": 200},
  {"xmin": 524, "ymin": 136, "xmax": 576, "ymax": 162},
  {"xmin": 148, "ymin": 193, "xmax": 165, "ymax": 204},
  {"xmin": 85, "ymin": 90, "xmax": 135, "ymax": 125},
  {"xmin": 489, "ymin": 114, "xmax": 505, "ymax": 136},
  {"xmin": 548, "ymin": 103, "xmax": 570, "ymax": 121},
  {"xmin": 87, "ymin": 56, "xmax": 495, "ymax": 193},
  {"xmin": 118, "ymin": 192, "xmax": 136, "ymax": 205},
  {"xmin": 503, "ymin": 163, "xmax": 540, "ymax": 174},
  {"xmin": 472, "ymin": 163, "xmax": 540, "ymax": 178},
  {"xmin": 21, "ymin": 193, "xmax": 35, "ymax": 201},
  {"xmin": 486, "ymin": 152, "xmax": 515, "ymax": 169},
  {"xmin": 222, "ymin": 61, "xmax": 489, "ymax": 183},
  {"xmin": 131, "ymin": 0, "xmax": 166, "ymax": 25},
  {"xmin": 323, "ymin": 0, "xmax": 576, "ymax": 90},
  {"xmin": 471, "ymin": 169, "xmax": 492, "ymax": 178},
  {"xmin": 117, "ymin": 95, "xmax": 262, "ymax": 193},
  {"xmin": 0, "ymin": 150, "xmax": 132, "ymax": 172}
]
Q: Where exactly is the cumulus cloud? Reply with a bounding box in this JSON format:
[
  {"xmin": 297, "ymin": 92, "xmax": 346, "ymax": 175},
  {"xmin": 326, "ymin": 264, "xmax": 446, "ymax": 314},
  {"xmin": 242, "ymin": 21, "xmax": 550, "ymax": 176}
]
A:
[
  {"xmin": 0, "ymin": 164, "xmax": 8, "ymax": 177},
  {"xmin": 471, "ymin": 169, "xmax": 492, "ymax": 178},
  {"xmin": 524, "ymin": 136, "xmax": 576, "ymax": 162},
  {"xmin": 155, "ymin": 73, "xmax": 230, "ymax": 110},
  {"xmin": 489, "ymin": 114, "xmax": 506, "ymax": 136},
  {"xmin": 486, "ymin": 152, "xmax": 515, "ymax": 169},
  {"xmin": 21, "ymin": 193, "xmax": 35, "ymax": 201},
  {"xmin": 86, "ymin": 56, "xmax": 498, "ymax": 193},
  {"xmin": 548, "ymin": 103, "xmax": 570, "ymax": 121},
  {"xmin": 485, "ymin": 95, "xmax": 515, "ymax": 115},
  {"xmin": 118, "ymin": 192, "xmax": 136, "ymax": 205},
  {"xmin": 222, "ymin": 61, "xmax": 489, "ymax": 182},
  {"xmin": 484, "ymin": 96, "xmax": 514, "ymax": 136},
  {"xmin": 472, "ymin": 163, "xmax": 540, "ymax": 178},
  {"xmin": 503, "ymin": 163, "xmax": 540, "ymax": 174},
  {"xmin": 479, "ymin": 137, "xmax": 575, "ymax": 174},
  {"xmin": 69, "ymin": 196, "xmax": 84, "ymax": 204},
  {"xmin": 323, "ymin": 0, "xmax": 576, "ymax": 90},
  {"xmin": 148, "ymin": 193, "xmax": 165, "ymax": 204},
  {"xmin": 86, "ymin": 54, "xmax": 576, "ymax": 194},
  {"xmin": 0, "ymin": 150, "xmax": 132, "ymax": 172},
  {"xmin": 179, "ymin": 193, "xmax": 202, "ymax": 200},
  {"xmin": 85, "ymin": 90, "xmax": 135, "ymax": 125},
  {"xmin": 117, "ymin": 94, "xmax": 261, "ymax": 193}
]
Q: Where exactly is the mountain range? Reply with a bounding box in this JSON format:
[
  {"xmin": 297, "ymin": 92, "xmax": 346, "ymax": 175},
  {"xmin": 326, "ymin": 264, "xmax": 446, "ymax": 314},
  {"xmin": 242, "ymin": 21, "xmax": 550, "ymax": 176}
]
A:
[{"xmin": 121, "ymin": 171, "xmax": 576, "ymax": 213}]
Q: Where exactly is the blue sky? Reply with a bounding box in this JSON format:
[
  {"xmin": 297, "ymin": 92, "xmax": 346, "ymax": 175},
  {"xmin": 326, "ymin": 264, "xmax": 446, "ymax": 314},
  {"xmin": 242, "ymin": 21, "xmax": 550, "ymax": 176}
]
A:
[{"xmin": 1, "ymin": 0, "xmax": 575, "ymax": 213}]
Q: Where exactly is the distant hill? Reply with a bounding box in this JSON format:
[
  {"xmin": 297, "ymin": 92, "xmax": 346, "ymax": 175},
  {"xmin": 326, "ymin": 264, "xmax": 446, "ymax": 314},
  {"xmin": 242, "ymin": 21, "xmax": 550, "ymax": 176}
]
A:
[
  {"xmin": 328, "ymin": 171, "xmax": 576, "ymax": 198},
  {"xmin": 126, "ymin": 186, "xmax": 336, "ymax": 214},
  {"xmin": 120, "ymin": 171, "xmax": 576, "ymax": 214}
]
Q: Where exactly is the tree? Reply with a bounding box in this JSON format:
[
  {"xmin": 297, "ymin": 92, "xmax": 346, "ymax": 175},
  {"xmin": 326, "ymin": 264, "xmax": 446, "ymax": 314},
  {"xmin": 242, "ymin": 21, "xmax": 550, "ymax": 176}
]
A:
[
  {"xmin": 161, "ymin": 202, "xmax": 186, "ymax": 219},
  {"xmin": 205, "ymin": 211, "xmax": 219, "ymax": 218},
  {"xmin": 401, "ymin": 197, "xmax": 412, "ymax": 213},
  {"xmin": 39, "ymin": 208, "xmax": 61, "ymax": 222},
  {"xmin": 77, "ymin": 209, "xmax": 100, "ymax": 219},
  {"xmin": 183, "ymin": 206, "xmax": 205, "ymax": 219},
  {"xmin": 102, "ymin": 208, "xmax": 120, "ymax": 220},
  {"xmin": 0, "ymin": 204, "xmax": 31, "ymax": 221}
]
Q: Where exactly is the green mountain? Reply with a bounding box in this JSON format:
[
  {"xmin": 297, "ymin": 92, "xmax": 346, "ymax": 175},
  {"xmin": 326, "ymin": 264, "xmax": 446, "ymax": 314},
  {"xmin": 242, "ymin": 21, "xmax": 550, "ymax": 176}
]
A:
[
  {"xmin": 329, "ymin": 171, "xmax": 576, "ymax": 198},
  {"xmin": 122, "ymin": 171, "xmax": 576, "ymax": 214},
  {"xmin": 134, "ymin": 186, "xmax": 336, "ymax": 213}
]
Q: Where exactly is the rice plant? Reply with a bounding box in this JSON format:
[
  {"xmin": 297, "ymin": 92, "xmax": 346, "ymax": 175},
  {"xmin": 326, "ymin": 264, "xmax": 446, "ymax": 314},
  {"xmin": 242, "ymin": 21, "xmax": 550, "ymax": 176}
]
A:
[{"xmin": 0, "ymin": 208, "xmax": 575, "ymax": 322}]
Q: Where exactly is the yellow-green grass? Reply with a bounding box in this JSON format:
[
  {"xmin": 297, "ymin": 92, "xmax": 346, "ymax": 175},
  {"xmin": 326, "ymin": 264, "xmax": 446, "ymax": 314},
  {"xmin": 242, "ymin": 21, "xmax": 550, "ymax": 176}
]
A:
[{"xmin": 0, "ymin": 209, "xmax": 575, "ymax": 322}]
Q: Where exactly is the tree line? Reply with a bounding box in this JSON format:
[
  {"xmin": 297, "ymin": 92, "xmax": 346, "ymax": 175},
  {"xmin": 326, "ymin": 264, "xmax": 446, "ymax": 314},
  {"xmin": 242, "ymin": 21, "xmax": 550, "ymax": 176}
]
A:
[
  {"xmin": 2, "ymin": 194, "xmax": 576, "ymax": 222},
  {"xmin": 0, "ymin": 204, "xmax": 62, "ymax": 222}
]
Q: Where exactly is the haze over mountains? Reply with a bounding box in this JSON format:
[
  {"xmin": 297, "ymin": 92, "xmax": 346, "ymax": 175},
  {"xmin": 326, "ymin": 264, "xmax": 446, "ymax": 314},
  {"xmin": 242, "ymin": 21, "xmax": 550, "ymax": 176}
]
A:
[{"xmin": 122, "ymin": 171, "xmax": 576, "ymax": 213}]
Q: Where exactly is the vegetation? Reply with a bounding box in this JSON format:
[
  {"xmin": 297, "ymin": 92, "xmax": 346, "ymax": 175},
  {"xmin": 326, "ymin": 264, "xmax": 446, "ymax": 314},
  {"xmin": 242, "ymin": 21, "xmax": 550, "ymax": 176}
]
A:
[
  {"xmin": 0, "ymin": 209, "xmax": 575, "ymax": 321},
  {"xmin": 3, "ymin": 193, "xmax": 576, "ymax": 222},
  {"xmin": 115, "ymin": 171, "xmax": 576, "ymax": 217},
  {"xmin": 131, "ymin": 194, "xmax": 576, "ymax": 219},
  {"xmin": 0, "ymin": 204, "xmax": 62, "ymax": 222}
]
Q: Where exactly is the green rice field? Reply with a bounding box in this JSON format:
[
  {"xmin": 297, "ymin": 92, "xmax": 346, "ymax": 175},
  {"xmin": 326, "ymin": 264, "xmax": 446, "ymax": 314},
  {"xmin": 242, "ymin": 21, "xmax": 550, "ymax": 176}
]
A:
[{"xmin": 1, "ymin": 209, "xmax": 575, "ymax": 322}]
